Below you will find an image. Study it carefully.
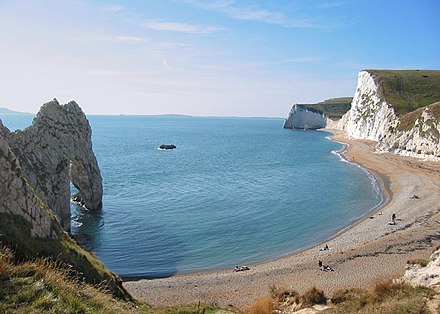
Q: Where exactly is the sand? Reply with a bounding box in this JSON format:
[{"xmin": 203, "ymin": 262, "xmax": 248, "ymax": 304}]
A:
[{"xmin": 124, "ymin": 133, "xmax": 440, "ymax": 309}]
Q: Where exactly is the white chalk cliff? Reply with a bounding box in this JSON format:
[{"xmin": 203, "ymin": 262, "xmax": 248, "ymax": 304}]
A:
[
  {"xmin": 284, "ymin": 105, "xmax": 326, "ymax": 130},
  {"xmin": 403, "ymin": 248, "xmax": 440, "ymax": 288},
  {"xmin": 334, "ymin": 71, "xmax": 440, "ymax": 160}
]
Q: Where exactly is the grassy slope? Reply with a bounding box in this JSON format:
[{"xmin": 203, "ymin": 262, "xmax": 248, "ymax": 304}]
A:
[
  {"xmin": 367, "ymin": 70, "xmax": 440, "ymax": 116},
  {"xmin": 397, "ymin": 101, "xmax": 440, "ymax": 135},
  {"xmin": 0, "ymin": 213, "xmax": 131, "ymax": 301},
  {"xmin": 0, "ymin": 250, "xmax": 227, "ymax": 314},
  {"xmin": 298, "ymin": 97, "xmax": 352, "ymax": 120}
]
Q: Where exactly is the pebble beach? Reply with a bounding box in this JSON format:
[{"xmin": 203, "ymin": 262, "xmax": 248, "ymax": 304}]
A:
[{"xmin": 124, "ymin": 132, "xmax": 440, "ymax": 309}]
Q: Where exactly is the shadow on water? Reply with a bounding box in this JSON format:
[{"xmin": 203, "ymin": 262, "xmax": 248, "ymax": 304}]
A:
[{"xmin": 70, "ymin": 201, "xmax": 185, "ymax": 279}]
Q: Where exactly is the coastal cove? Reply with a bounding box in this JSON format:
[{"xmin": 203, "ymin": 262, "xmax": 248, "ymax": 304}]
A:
[
  {"xmin": 125, "ymin": 132, "xmax": 440, "ymax": 308},
  {"xmin": 1, "ymin": 115, "xmax": 382, "ymax": 279}
]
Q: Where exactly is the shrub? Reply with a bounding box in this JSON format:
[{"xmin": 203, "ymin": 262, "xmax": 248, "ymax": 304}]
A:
[
  {"xmin": 373, "ymin": 278, "xmax": 411, "ymax": 302},
  {"xmin": 407, "ymin": 259, "xmax": 429, "ymax": 267},
  {"xmin": 269, "ymin": 285, "xmax": 298, "ymax": 303},
  {"xmin": 302, "ymin": 286, "xmax": 327, "ymax": 306},
  {"xmin": 245, "ymin": 296, "xmax": 273, "ymax": 314}
]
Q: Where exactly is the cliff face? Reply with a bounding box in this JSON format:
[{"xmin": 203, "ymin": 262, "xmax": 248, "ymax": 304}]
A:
[
  {"xmin": 4, "ymin": 99, "xmax": 103, "ymax": 230},
  {"xmin": 284, "ymin": 105, "xmax": 326, "ymax": 129},
  {"xmin": 0, "ymin": 123, "xmax": 59, "ymax": 238},
  {"xmin": 378, "ymin": 102, "xmax": 440, "ymax": 159},
  {"xmin": 284, "ymin": 98, "xmax": 352, "ymax": 130},
  {"xmin": 336, "ymin": 71, "xmax": 398, "ymax": 141},
  {"xmin": 335, "ymin": 70, "xmax": 440, "ymax": 160}
]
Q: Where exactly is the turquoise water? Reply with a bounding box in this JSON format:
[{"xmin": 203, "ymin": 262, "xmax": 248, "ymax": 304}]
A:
[{"xmin": 1, "ymin": 114, "xmax": 382, "ymax": 278}]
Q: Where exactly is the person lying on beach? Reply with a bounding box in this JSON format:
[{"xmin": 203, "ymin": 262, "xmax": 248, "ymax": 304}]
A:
[
  {"xmin": 318, "ymin": 260, "xmax": 334, "ymax": 271},
  {"xmin": 319, "ymin": 244, "xmax": 330, "ymax": 251},
  {"xmin": 410, "ymin": 194, "xmax": 420, "ymax": 199},
  {"xmin": 233, "ymin": 265, "xmax": 250, "ymax": 272}
]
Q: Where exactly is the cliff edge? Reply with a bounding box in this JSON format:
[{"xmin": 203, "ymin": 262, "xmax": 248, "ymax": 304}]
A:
[{"xmin": 335, "ymin": 70, "xmax": 440, "ymax": 160}]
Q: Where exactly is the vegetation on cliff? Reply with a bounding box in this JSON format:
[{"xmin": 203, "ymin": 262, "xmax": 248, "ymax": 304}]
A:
[
  {"xmin": 0, "ymin": 245, "xmax": 229, "ymax": 313},
  {"xmin": 246, "ymin": 279, "xmax": 436, "ymax": 314},
  {"xmin": 0, "ymin": 213, "xmax": 131, "ymax": 301},
  {"xmin": 298, "ymin": 97, "xmax": 352, "ymax": 120},
  {"xmin": 368, "ymin": 70, "xmax": 440, "ymax": 116},
  {"xmin": 397, "ymin": 101, "xmax": 440, "ymax": 134}
]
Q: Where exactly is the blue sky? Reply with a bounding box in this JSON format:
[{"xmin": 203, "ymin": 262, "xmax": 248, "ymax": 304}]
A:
[{"xmin": 0, "ymin": 0, "xmax": 439, "ymax": 117}]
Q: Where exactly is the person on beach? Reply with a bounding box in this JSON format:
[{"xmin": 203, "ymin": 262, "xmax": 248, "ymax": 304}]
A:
[{"xmin": 389, "ymin": 213, "xmax": 396, "ymax": 225}]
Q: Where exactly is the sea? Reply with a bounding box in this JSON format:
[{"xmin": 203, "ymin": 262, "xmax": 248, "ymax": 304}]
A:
[{"xmin": 1, "ymin": 114, "xmax": 383, "ymax": 278}]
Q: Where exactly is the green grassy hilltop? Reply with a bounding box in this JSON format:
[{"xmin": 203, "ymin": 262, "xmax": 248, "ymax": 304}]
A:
[
  {"xmin": 367, "ymin": 70, "xmax": 440, "ymax": 116},
  {"xmin": 298, "ymin": 97, "xmax": 353, "ymax": 120}
]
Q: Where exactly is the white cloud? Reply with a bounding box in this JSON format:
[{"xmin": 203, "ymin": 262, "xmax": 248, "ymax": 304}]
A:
[
  {"xmin": 182, "ymin": 0, "xmax": 236, "ymax": 10},
  {"xmin": 318, "ymin": 1, "xmax": 349, "ymax": 9},
  {"xmin": 101, "ymin": 4, "xmax": 125, "ymax": 13},
  {"xmin": 143, "ymin": 20, "xmax": 225, "ymax": 34},
  {"xmin": 182, "ymin": 1, "xmax": 318, "ymax": 28}
]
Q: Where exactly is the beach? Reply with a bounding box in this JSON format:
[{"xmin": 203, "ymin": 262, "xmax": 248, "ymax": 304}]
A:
[{"xmin": 124, "ymin": 133, "xmax": 440, "ymax": 309}]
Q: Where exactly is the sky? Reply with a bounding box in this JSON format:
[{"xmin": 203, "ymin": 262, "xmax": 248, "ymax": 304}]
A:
[{"xmin": 0, "ymin": 0, "xmax": 439, "ymax": 117}]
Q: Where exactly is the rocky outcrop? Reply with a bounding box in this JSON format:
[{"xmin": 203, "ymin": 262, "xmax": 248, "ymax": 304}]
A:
[
  {"xmin": 0, "ymin": 100, "xmax": 131, "ymax": 300},
  {"xmin": 159, "ymin": 144, "xmax": 176, "ymax": 150},
  {"xmin": 403, "ymin": 248, "xmax": 440, "ymax": 288},
  {"xmin": 334, "ymin": 70, "xmax": 440, "ymax": 160},
  {"xmin": 284, "ymin": 105, "xmax": 326, "ymax": 130},
  {"xmin": 0, "ymin": 126, "xmax": 59, "ymax": 238},
  {"xmin": 2, "ymin": 99, "xmax": 102, "ymax": 230},
  {"xmin": 378, "ymin": 102, "xmax": 440, "ymax": 159}
]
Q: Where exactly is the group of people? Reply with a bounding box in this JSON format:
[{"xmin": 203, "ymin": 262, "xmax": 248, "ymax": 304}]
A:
[
  {"xmin": 318, "ymin": 260, "xmax": 333, "ymax": 271},
  {"xmin": 318, "ymin": 243, "xmax": 334, "ymax": 271}
]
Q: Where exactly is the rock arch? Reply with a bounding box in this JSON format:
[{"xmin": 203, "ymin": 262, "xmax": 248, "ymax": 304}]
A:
[{"xmin": 7, "ymin": 99, "xmax": 103, "ymax": 230}]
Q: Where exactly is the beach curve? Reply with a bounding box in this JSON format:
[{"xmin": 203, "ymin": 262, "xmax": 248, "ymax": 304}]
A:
[{"xmin": 124, "ymin": 132, "xmax": 440, "ymax": 309}]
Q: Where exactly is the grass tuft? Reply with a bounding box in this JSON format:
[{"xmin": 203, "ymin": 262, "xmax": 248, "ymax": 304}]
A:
[
  {"xmin": 245, "ymin": 296, "xmax": 273, "ymax": 314},
  {"xmin": 407, "ymin": 258, "xmax": 429, "ymax": 268},
  {"xmin": 322, "ymin": 277, "xmax": 436, "ymax": 313},
  {"xmin": 302, "ymin": 286, "xmax": 327, "ymax": 306}
]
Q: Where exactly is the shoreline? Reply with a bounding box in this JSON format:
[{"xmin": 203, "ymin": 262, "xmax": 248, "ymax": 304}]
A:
[
  {"xmin": 122, "ymin": 130, "xmax": 386, "ymax": 282},
  {"xmin": 124, "ymin": 132, "xmax": 440, "ymax": 309}
]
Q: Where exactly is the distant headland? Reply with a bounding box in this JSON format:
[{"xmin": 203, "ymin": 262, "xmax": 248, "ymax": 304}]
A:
[{"xmin": 0, "ymin": 107, "xmax": 32, "ymax": 115}]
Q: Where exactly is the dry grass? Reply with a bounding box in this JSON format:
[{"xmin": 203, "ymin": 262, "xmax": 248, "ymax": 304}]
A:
[
  {"xmin": 0, "ymin": 250, "xmax": 229, "ymax": 314},
  {"xmin": 260, "ymin": 276, "xmax": 437, "ymax": 314},
  {"xmin": 407, "ymin": 258, "xmax": 430, "ymax": 268},
  {"xmin": 321, "ymin": 277, "xmax": 436, "ymax": 313},
  {"xmin": 245, "ymin": 296, "xmax": 274, "ymax": 314},
  {"xmin": 0, "ymin": 246, "xmax": 10, "ymax": 276},
  {"xmin": 1, "ymin": 258, "xmax": 149, "ymax": 313},
  {"xmin": 302, "ymin": 286, "xmax": 327, "ymax": 306}
]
